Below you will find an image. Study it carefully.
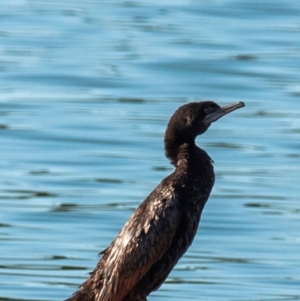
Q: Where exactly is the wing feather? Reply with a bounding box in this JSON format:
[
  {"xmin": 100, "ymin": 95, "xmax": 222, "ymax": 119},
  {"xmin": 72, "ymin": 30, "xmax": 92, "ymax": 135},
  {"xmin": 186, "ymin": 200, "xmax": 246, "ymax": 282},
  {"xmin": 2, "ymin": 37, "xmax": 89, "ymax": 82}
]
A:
[{"xmin": 95, "ymin": 179, "xmax": 181, "ymax": 301}]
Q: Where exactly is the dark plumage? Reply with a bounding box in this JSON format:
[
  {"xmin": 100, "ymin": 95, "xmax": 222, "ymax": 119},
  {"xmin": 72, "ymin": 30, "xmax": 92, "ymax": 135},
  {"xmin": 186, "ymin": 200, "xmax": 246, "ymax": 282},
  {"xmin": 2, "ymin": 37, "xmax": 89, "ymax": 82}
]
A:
[{"xmin": 65, "ymin": 101, "xmax": 245, "ymax": 301}]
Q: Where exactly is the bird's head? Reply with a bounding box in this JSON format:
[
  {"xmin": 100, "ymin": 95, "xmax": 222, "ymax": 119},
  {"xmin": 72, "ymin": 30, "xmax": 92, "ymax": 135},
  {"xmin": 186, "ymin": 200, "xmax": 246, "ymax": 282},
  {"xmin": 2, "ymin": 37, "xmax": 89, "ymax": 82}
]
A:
[{"xmin": 164, "ymin": 101, "xmax": 245, "ymax": 164}]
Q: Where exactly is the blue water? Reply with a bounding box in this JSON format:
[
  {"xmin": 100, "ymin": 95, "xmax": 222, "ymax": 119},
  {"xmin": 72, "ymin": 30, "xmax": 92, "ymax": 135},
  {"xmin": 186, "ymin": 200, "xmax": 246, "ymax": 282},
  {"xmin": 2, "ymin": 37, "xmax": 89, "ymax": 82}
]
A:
[{"xmin": 0, "ymin": 1, "xmax": 300, "ymax": 301}]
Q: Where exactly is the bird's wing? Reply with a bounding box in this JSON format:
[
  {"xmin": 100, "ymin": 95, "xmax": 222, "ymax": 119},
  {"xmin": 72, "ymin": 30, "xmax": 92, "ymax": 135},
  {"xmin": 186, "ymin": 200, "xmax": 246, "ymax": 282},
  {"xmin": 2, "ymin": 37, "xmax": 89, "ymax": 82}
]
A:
[{"xmin": 96, "ymin": 179, "xmax": 181, "ymax": 301}]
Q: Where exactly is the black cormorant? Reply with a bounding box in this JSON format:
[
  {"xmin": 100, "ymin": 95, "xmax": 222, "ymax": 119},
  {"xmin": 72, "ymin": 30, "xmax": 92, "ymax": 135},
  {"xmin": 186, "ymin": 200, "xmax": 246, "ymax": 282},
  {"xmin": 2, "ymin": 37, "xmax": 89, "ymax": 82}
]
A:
[{"xmin": 65, "ymin": 101, "xmax": 245, "ymax": 301}]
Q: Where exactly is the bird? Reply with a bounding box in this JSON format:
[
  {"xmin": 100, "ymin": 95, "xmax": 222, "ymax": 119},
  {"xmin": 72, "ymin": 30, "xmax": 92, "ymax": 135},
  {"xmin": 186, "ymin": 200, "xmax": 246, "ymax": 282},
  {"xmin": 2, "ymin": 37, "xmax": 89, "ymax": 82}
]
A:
[{"xmin": 65, "ymin": 100, "xmax": 245, "ymax": 301}]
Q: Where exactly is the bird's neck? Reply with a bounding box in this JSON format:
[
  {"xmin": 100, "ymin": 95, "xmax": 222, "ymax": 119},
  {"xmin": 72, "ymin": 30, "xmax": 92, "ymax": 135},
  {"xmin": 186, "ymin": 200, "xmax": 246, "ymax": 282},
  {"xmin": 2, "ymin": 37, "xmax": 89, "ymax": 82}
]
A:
[
  {"xmin": 165, "ymin": 138, "xmax": 212, "ymax": 172},
  {"xmin": 164, "ymin": 136, "xmax": 190, "ymax": 165},
  {"xmin": 176, "ymin": 143, "xmax": 192, "ymax": 167},
  {"xmin": 177, "ymin": 143, "xmax": 211, "ymax": 168}
]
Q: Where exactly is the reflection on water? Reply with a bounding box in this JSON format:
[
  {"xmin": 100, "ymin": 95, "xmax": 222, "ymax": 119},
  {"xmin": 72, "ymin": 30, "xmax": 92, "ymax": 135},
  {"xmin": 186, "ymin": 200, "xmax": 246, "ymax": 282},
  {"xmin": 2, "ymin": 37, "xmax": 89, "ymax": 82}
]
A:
[{"xmin": 1, "ymin": 1, "xmax": 300, "ymax": 301}]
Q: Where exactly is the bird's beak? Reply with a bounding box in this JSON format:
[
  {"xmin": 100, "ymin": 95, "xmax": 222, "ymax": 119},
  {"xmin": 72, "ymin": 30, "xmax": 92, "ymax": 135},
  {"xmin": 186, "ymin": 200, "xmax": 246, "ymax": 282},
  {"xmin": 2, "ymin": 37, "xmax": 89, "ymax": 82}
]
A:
[{"xmin": 203, "ymin": 101, "xmax": 245, "ymax": 125}]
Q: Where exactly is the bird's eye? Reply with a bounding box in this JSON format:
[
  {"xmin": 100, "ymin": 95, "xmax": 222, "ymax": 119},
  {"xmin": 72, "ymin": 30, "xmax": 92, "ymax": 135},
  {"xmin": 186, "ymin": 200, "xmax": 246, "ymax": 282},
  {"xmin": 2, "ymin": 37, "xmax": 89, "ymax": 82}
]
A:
[{"xmin": 204, "ymin": 106, "xmax": 216, "ymax": 115}]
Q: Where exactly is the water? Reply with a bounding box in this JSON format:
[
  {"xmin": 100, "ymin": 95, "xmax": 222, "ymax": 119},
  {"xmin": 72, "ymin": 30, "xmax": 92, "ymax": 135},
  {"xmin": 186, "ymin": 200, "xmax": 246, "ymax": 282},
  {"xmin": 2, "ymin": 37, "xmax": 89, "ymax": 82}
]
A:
[{"xmin": 0, "ymin": 1, "xmax": 299, "ymax": 301}]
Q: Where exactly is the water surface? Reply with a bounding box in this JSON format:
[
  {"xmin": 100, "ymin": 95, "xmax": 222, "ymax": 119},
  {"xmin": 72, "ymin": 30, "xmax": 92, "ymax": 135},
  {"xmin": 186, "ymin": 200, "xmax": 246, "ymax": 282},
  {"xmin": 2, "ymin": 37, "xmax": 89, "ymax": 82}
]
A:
[{"xmin": 0, "ymin": 1, "xmax": 299, "ymax": 301}]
